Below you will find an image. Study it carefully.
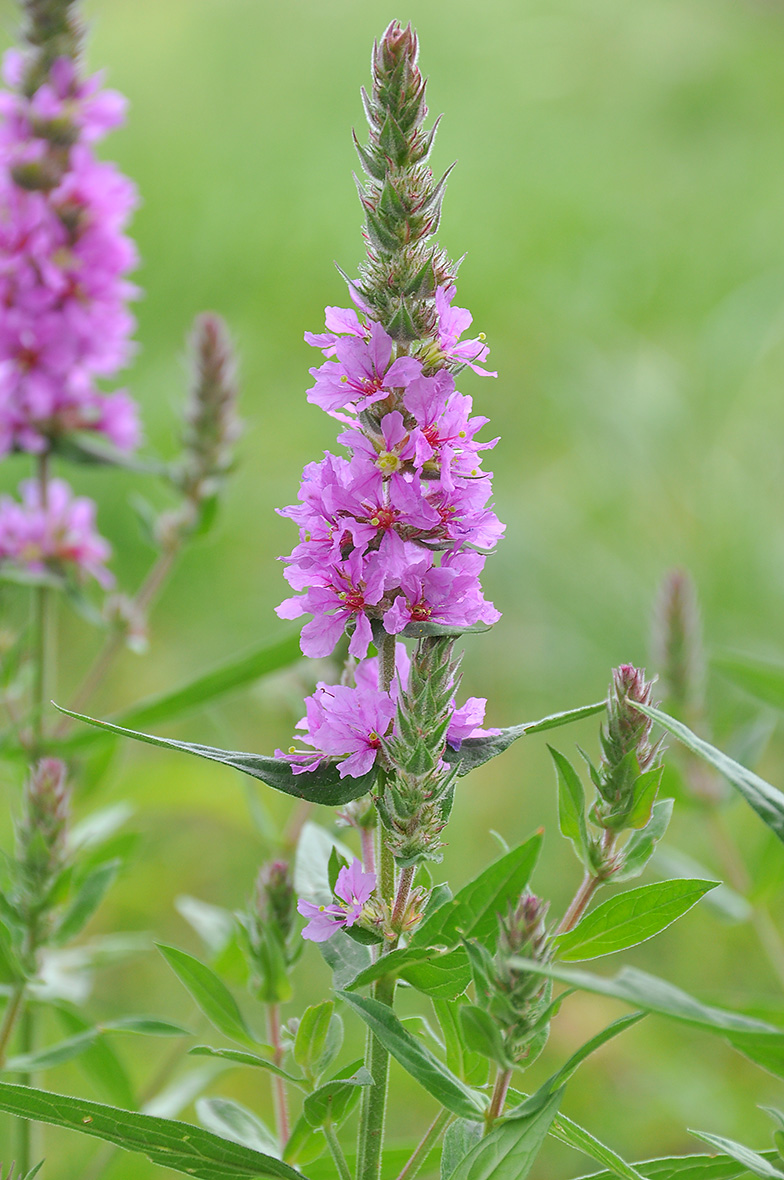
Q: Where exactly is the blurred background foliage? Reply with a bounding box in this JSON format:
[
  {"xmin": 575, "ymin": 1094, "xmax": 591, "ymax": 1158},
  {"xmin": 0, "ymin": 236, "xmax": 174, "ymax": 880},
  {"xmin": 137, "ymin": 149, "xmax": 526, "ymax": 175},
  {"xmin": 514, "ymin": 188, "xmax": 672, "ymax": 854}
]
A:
[{"xmin": 2, "ymin": 0, "xmax": 784, "ymax": 1175}]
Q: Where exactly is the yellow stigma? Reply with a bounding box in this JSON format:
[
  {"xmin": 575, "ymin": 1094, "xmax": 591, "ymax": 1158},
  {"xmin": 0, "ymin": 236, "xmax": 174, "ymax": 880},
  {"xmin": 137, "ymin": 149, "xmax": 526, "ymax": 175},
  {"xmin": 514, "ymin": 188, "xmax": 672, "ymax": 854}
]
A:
[{"xmin": 377, "ymin": 452, "xmax": 401, "ymax": 474}]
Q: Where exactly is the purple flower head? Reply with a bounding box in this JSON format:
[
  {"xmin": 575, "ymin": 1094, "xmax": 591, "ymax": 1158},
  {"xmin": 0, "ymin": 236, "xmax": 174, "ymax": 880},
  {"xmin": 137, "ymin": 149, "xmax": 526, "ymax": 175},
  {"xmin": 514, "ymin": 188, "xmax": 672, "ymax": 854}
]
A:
[
  {"xmin": 0, "ymin": 51, "xmax": 139, "ymax": 456},
  {"xmin": 435, "ymin": 285, "xmax": 497, "ymax": 377},
  {"xmin": 307, "ymin": 320, "xmax": 422, "ymax": 415},
  {"xmin": 382, "ymin": 540, "xmax": 500, "ymax": 635},
  {"xmin": 297, "ymin": 858, "xmax": 377, "ymax": 942},
  {"xmin": 278, "ymin": 680, "xmax": 396, "ymax": 779},
  {"xmin": 0, "ymin": 477, "xmax": 112, "ymax": 587}
]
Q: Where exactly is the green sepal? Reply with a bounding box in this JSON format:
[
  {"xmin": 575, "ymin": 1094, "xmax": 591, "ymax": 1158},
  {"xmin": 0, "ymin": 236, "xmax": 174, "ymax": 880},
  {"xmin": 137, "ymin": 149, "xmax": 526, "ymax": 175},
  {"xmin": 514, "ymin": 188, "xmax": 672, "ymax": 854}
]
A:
[
  {"xmin": 379, "ymin": 112, "xmax": 408, "ymax": 166},
  {"xmin": 353, "ymin": 130, "xmax": 386, "ymax": 181},
  {"xmin": 385, "ymin": 301, "xmax": 418, "ymax": 342},
  {"xmin": 365, "ymin": 207, "xmax": 400, "ymax": 255}
]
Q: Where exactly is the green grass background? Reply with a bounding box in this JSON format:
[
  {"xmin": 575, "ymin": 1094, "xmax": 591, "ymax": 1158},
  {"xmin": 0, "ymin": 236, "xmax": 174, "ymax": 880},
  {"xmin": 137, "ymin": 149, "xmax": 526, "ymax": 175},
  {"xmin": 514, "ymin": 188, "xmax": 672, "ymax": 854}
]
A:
[{"xmin": 2, "ymin": 0, "xmax": 784, "ymax": 1174}]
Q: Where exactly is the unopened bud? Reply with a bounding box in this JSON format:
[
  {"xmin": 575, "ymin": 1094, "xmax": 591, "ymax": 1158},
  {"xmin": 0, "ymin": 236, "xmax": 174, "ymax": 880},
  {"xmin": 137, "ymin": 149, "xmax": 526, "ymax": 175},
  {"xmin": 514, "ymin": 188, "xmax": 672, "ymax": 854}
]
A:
[
  {"xmin": 651, "ymin": 569, "xmax": 704, "ymax": 720},
  {"xmin": 18, "ymin": 758, "xmax": 70, "ymax": 893},
  {"xmin": 254, "ymin": 860, "xmax": 295, "ymax": 945},
  {"xmin": 103, "ymin": 593, "xmax": 148, "ymax": 654},
  {"xmin": 594, "ymin": 664, "xmax": 664, "ymax": 831},
  {"xmin": 178, "ymin": 313, "xmax": 242, "ymax": 506}
]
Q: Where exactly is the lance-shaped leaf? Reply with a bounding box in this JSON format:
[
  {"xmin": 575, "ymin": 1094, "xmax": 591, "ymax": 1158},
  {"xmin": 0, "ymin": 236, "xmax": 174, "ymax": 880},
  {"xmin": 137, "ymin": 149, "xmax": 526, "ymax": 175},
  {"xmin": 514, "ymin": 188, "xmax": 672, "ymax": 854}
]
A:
[
  {"xmin": 344, "ymin": 944, "xmax": 470, "ymax": 1001},
  {"xmin": 554, "ymin": 880, "xmax": 718, "ymax": 961},
  {"xmin": 635, "ymin": 703, "xmax": 784, "ymax": 844},
  {"xmin": 54, "ymin": 705, "xmax": 377, "ymax": 807},
  {"xmin": 196, "ymin": 1097, "xmax": 281, "ymax": 1158},
  {"xmin": 577, "ymin": 1153, "xmax": 783, "ymax": 1180},
  {"xmin": 54, "ymin": 860, "xmax": 121, "ymax": 944},
  {"xmin": 614, "ymin": 800, "xmax": 673, "ymax": 883},
  {"xmin": 550, "ymin": 747, "xmax": 590, "ymax": 863},
  {"xmin": 157, "ymin": 945, "xmax": 256, "ymax": 1048},
  {"xmin": 338, "ymin": 991, "xmax": 486, "ymax": 1119},
  {"xmin": 448, "ymin": 1087, "xmax": 563, "ymax": 1180},
  {"xmin": 411, "ymin": 831, "xmax": 543, "ymax": 951},
  {"xmin": 689, "ymin": 1133, "xmax": 784, "ymax": 1180},
  {"xmin": 0, "ymin": 1081, "xmax": 309, "ymax": 1180},
  {"xmin": 505, "ymin": 960, "xmax": 784, "ymax": 1079},
  {"xmin": 442, "ymin": 1120, "xmax": 483, "ymax": 1179},
  {"xmin": 444, "ymin": 702, "xmax": 605, "ymax": 775},
  {"xmin": 188, "ymin": 1046, "xmax": 306, "ymax": 1089},
  {"xmin": 550, "ymin": 1111, "xmax": 646, "ymax": 1180}
]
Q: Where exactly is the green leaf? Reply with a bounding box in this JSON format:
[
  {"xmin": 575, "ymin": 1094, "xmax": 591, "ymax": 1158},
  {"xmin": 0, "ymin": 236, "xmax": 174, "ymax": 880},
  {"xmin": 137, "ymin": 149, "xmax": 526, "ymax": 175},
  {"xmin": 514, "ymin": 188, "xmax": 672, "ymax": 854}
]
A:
[
  {"xmin": 448, "ymin": 1088, "xmax": 563, "ymax": 1180},
  {"xmin": 102, "ymin": 1017, "xmax": 190, "ymax": 1037},
  {"xmin": 401, "ymin": 620, "xmax": 494, "ymax": 639},
  {"xmin": 55, "ymin": 706, "xmax": 377, "ymax": 807},
  {"xmin": 577, "ymin": 1155, "xmax": 782, "ymax": 1180},
  {"xmin": 506, "ymin": 960, "xmax": 784, "ymax": 1078},
  {"xmin": 432, "ymin": 997, "xmax": 486, "ymax": 1085},
  {"xmin": 318, "ymin": 931, "xmax": 371, "ymax": 990},
  {"xmin": 3, "ymin": 1030, "xmax": 98, "ymax": 1073},
  {"xmin": 714, "ymin": 651, "xmax": 784, "ymax": 712},
  {"xmin": 614, "ymin": 800, "xmax": 673, "ymax": 883},
  {"xmin": 345, "ymin": 944, "xmax": 470, "ymax": 1001},
  {"xmin": 625, "ymin": 769, "xmax": 662, "ymax": 830},
  {"xmin": 444, "ymin": 703, "xmax": 605, "ymax": 776},
  {"xmin": 549, "ymin": 747, "xmax": 589, "ymax": 863},
  {"xmin": 459, "ymin": 1004, "xmax": 509, "ymax": 1066},
  {"xmin": 0, "ymin": 1081, "xmax": 310, "ymax": 1179},
  {"xmin": 554, "ymin": 879, "xmax": 718, "ymax": 961},
  {"xmin": 188, "ymin": 1045, "xmax": 306, "ymax": 1089},
  {"xmin": 294, "ymin": 1002, "xmax": 334, "ymax": 1077},
  {"xmin": 157, "ymin": 944, "xmax": 256, "ymax": 1047},
  {"xmin": 54, "ymin": 1006, "xmax": 135, "ymax": 1108},
  {"xmin": 412, "ymin": 831, "xmax": 543, "ymax": 950},
  {"xmin": 549, "ymin": 1111, "xmax": 646, "ymax": 1180},
  {"xmin": 196, "ymin": 1097, "xmax": 280, "ymax": 1157},
  {"xmin": 302, "ymin": 1064, "xmax": 372, "ymax": 1128},
  {"xmin": 54, "ymin": 860, "xmax": 120, "ymax": 944},
  {"xmin": 442, "ymin": 1120, "xmax": 483, "ymax": 1179},
  {"xmin": 338, "ymin": 991, "xmax": 486, "ymax": 1120},
  {"xmin": 689, "ymin": 1133, "xmax": 784, "ymax": 1180},
  {"xmin": 634, "ymin": 703, "xmax": 784, "ymax": 844}
]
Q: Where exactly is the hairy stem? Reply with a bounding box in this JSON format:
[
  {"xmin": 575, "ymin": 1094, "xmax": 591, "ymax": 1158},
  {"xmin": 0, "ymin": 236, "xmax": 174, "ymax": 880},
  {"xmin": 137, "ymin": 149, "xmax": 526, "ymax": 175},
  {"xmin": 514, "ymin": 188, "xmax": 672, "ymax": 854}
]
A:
[
  {"xmin": 485, "ymin": 1066, "xmax": 513, "ymax": 1132},
  {"xmin": 31, "ymin": 452, "xmax": 51, "ymax": 756},
  {"xmin": 0, "ymin": 985, "xmax": 26, "ymax": 1068},
  {"xmin": 361, "ymin": 824, "xmax": 376, "ymax": 875},
  {"xmin": 556, "ymin": 830, "xmax": 616, "ymax": 936},
  {"xmin": 268, "ymin": 1003, "xmax": 290, "ymax": 1145},
  {"xmin": 324, "ymin": 1119, "xmax": 352, "ymax": 1180},
  {"xmin": 391, "ymin": 864, "xmax": 415, "ymax": 931},
  {"xmin": 357, "ymin": 970, "xmax": 396, "ymax": 1180},
  {"xmin": 396, "ymin": 1108, "xmax": 452, "ymax": 1179},
  {"xmin": 15, "ymin": 1004, "xmax": 35, "ymax": 1173}
]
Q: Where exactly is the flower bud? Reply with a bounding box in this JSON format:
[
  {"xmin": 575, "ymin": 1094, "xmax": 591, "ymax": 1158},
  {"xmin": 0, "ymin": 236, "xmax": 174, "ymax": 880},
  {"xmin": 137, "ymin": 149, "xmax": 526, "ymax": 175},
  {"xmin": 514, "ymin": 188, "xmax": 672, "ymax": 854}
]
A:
[
  {"xmin": 255, "ymin": 860, "xmax": 296, "ymax": 945},
  {"xmin": 177, "ymin": 313, "xmax": 242, "ymax": 507},
  {"xmin": 651, "ymin": 568, "xmax": 704, "ymax": 721},
  {"xmin": 17, "ymin": 757, "xmax": 70, "ymax": 897},
  {"xmin": 243, "ymin": 860, "xmax": 297, "ymax": 1003},
  {"xmin": 593, "ymin": 664, "xmax": 664, "ymax": 831}
]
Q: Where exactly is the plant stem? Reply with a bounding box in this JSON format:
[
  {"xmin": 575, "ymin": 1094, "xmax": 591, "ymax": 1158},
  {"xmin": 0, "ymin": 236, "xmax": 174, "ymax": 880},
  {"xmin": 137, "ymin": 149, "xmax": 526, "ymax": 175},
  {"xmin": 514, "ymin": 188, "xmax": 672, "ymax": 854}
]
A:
[
  {"xmin": 31, "ymin": 452, "xmax": 51, "ymax": 756},
  {"xmin": 357, "ymin": 969, "xmax": 396, "ymax": 1180},
  {"xmin": 485, "ymin": 1066, "xmax": 513, "ymax": 1132},
  {"xmin": 323, "ymin": 1119, "xmax": 352, "ymax": 1180},
  {"xmin": 391, "ymin": 864, "xmax": 414, "ymax": 931},
  {"xmin": 267, "ymin": 1003, "xmax": 289, "ymax": 1145},
  {"xmin": 16, "ymin": 1003, "xmax": 34, "ymax": 1173},
  {"xmin": 0, "ymin": 984, "xmax": 25, "ymax": 1068},
  {"xmin": 556, "ymin": 830, "xmax": 616, "ymax": 936},
  {"xmin": 396, "ymin": 1108, "xmax": 452, "ymax": 1179}
]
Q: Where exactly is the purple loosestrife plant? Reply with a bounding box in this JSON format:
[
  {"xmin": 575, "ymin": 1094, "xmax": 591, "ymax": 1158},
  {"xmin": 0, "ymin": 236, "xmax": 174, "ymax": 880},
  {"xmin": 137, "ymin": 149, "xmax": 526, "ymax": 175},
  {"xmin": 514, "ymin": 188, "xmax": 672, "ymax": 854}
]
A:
[{"xmin": 26, "ymin": 17, "xmax": 784, "ymax": 1180}]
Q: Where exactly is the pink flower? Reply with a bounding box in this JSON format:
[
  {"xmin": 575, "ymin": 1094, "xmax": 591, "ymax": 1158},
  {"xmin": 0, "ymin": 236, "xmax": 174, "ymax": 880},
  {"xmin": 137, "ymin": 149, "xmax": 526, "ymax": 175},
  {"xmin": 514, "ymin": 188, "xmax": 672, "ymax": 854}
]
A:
[
  {"xmin": 278, "ymin": 681, "xmax": 396, "ymax": 779},
  {"xmin": 0, "ymin": 478, "xmax": 113, "ymax": 587},
  {"xmin": 307, "ymin": 321, "xmax": 422, "ymax": 415},
  {"xmin": 435, "ymin": 285, "xmax": 497, "ymax": 377},
  {"xmin": 297, "ymin": 859, "xmax": 377, "ymax": 942}
]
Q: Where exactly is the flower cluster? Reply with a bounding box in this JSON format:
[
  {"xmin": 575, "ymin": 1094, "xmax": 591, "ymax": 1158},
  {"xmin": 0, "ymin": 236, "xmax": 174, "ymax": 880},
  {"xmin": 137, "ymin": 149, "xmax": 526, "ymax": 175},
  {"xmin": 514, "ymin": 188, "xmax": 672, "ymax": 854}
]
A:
[
  {"xmin": 0, "ymin": 478, "xmax": 113, "ymax": 586},
  {"xmin": 276, "ymin": 291, "xmax": 503, "ymax": 661},
  {"xmin": 0, "ymin": 49, "xmax": 139, "ymax": 456},
  {"xmin": 278, "ymin": 646, "xmax": 497, "ymax": 779},
  {"xmin": 297, "ymin": 859, "xmax": 377, "ymax": 942}
]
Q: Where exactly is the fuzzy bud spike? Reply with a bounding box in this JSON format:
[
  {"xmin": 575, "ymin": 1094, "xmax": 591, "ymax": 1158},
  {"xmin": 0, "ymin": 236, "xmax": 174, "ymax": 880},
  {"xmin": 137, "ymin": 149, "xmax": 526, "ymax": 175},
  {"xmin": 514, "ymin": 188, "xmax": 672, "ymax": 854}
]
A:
[
  {"xmin": 652, "ymin": 568, "xmax": 705, "ymax": 720},
  {"xmin": 20, "ymin": 0, "xmax": 83, "ymax": 94},
  {"xmin": 593, "ymin": 664, "xmax": 664, "ymax": 831},
  {"xmin": 255, "ymin": 859, "xmax": 296, "ymax": 945},
  {"xmin": 354, "ymin": 22, "xmax": 456, "ymax": 340},
  {"xmin": 17, "ymin": 758, "xmax": 70, "ymax": 900}
]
